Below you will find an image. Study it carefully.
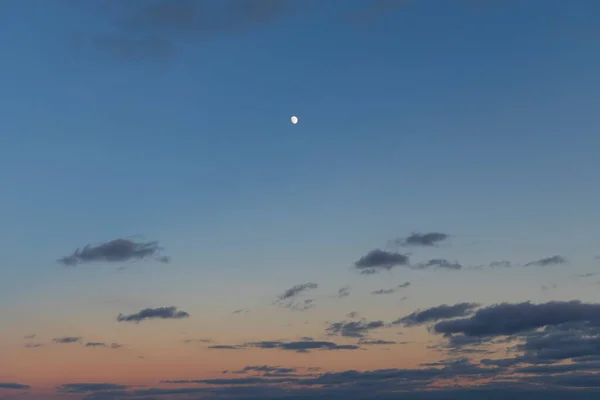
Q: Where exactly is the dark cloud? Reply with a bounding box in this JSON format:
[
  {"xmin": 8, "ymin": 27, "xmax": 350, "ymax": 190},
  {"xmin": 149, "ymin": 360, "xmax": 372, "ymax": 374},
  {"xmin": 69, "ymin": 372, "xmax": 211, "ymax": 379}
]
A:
[
  {"xmin": 232, "ymin": 308, "xmax": 250, "ymax": 314},
  {"xmin": 57, "ymin": 383, "xmax": 129, "ymax": 393},
  {"xmin": 58, "ymin": 238, "xmax": 167, "ymax": 266},
  {"xmin": 336, "ymin": 286, "xmax": 351, "ymax": 298},
  {"xmin": 326, "ymin": 320, "xmax": 386, "ymax": 338},
  {"xmin": 398, "ymin": 281, "xmax": 411, "ymax": 288},
  {"xmin": 396, "ymin": 232, "xmax": 450, "ymax": 247},
  {"xmin": 184, "ymin": 338, "xmax": 213, "ymax": 344},
  {"xmin": 74, "ymin": 0, "xmax": 292, "ymax": 61},
  {"xmin": 275, "ymin": 283, "xmax": 318, "ymax": 302},
  {"xmin": 116, "ymin": 306, "xmax": 190, "ymax": 323},
  {"xmin": 358, "ymin": 339, "xmax": 396, "ymax": 345},
  {"xmin": 394, "ymin": 303, "xmax": 480, "ymax": 327},
  {"xmin": 414, "ymin": 259, "xmax": 462, "ymax": 270},
  {"xmin": 234, "ymin": 365, "xmax": 297, "ymax": 375},
  {"xmin": 0, "ymin": 383, "xmax": 31, "ymax": 390},
  {"xmin": 53, "ymin": 336, "xmax": 82, "ymax": 344},
  {"xmin": 525, "ymin": 255, "xmax": 566, "ymax": 267},
  {"xmin": 433, "ymin": 300, "xmax": 600, "ymax": 337},
  {"xmin": 354, "ymin": 249, "xmax": 409, "ymax": 272},
  {"xmin": 208, "ymin": 340, "xmax": 359, "ymax": 353}
]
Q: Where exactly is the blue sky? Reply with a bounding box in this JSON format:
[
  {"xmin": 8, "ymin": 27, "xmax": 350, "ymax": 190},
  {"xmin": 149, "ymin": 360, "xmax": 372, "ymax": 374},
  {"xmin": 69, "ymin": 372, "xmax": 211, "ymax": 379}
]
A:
[{"xmin": 1, "ymin": 1, "xmax": 600, "ymax": 399}]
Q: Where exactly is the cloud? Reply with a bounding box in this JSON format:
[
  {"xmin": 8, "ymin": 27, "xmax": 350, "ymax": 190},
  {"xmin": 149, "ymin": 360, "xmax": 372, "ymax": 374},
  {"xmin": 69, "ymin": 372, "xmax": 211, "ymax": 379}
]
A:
[
  {"xmin": 232, "ymin": 308, "xmax": 250, "ymax": 314},
  {"xmin": 398, "ymin": 281, "xmax": 411, "ymax": 288},
  {"xmin": 525, "ymin": 255, "xmax": 566, "ymax": 267},
  {"xmin": 0, "ymin": 383, "xmax": 30, "ymax": 390},
  {"xmin": 354, "ymin": 249, "xmax": 409, "ymax": 272},
  {"xmin": 396, "ymin": 232, "xmax": 450, "ymax": 247},
  {"xmin": 413, "ymin": 259, "xmax": 462, "ymax": 270},
  {"xmin": 208, "ymin": 340, "xmax": 359, "ymax": 353},
  {"xmin": 373, "ymin": 281, "xmax": 412, "ymax": 295},
  {"xmin": 394, "ymin": 303, "xmax": 480, "ymax": 327},
  {"xmin": 116, "ymin": 306, "xmax": 190, "ymax": 323},
  {"xmin": 23, "ymin": 334, "xmax": 36, "ymax": 340},
  {"xmin": 489, "ymin": 260, "xmax": 512, "ymax": 268},
  {"xmin": 24, "ymin": 343, "xmax": 43, "ymax": 348},
  {"xmin": 74, "ymin": 0, "xmax": 292, "ymax": 61},
  {"xmin": 233, "ymin": 365, "xmax": 297, "ymax": 375},
  {"xmin": 358, "ymin": 339, "xmax": 396, "ymax": 345},
  {"xmin": 184, "ymin": 338, "xmax": 213, "ymax": 344},
  {"xmin": 289, "ymin": 299, "xmax": 316, "ymax": 312},
  {"xmin": 58, "ymin": 238, "xmax": 167, "ymax": 266},
  {"xmin": 275, "ymin": 283, "xmax": 318, "ymax": 302},
  {"xmin": 326, "ymin": 320, "xmax": 386, "ymax": 338},
  {"xmin": 85, "ymin": 342, "xmax": 122, "ymax": 349},
  {"xmin": 433, "ymin": 300, "xmax": 600, "ymax": 337},
  {"xmin": 336, "ymin": 286, "xmax": 351, "ymax": 298},
  {"xmin": 53, "ymin": 337, "xmax": 82, "ymax": 344},
  {"xmin": 347, "ymin": 311, "xmax": 359, "ymax": 318},
  {"xmin": 57, "ymin": 383, "xmax": 129, "ymax": 393}
]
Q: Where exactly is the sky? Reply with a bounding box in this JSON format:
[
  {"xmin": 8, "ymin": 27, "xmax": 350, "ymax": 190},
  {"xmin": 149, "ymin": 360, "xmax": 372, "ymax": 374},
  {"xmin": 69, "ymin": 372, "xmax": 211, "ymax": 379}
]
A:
[{"xmin": 1, "ymin": 0, "xmax": 600, "ymax": 399}]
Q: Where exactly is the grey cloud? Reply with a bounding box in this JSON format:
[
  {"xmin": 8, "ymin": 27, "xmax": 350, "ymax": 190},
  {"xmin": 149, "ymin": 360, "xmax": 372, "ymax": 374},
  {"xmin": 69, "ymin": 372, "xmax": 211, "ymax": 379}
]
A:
[
  {"xmin": 358, "ymin": 339, "xmax": 396, "ymax": 345},
  {"xmin": 24, "ymin": 343, "xmax": 43, "ymax": 348},
  {"xmin": 208, "ymin": 340, "xmax": 359, "ymax": 353},
  {"xmin": 58, "ymin": 238, "xmax": 167, "ymax": 266},
  {"xmin": 354, "ymin": 249, "xmax": 409, "ymax": 272},
  {"xmin": 347, "ymin": 311, "xmax": 359, "ymax": 318},
  {"xmin": 396, "ymin": 232, "xmax": 450, "ymax": 247},
  {"xmin": 525, "ymin": 255, "xmax": 566, "ymax": 267},
  {"xmin": 572, "ymin": 272, "xmax": 599, "ymax": 278},
  {"xmin": 489, "ymin": 260, "xmax": 511, "ymax": 268},
  {"xmin": 116, "ymin": 306, "xmax": 189, "ymax": 323},
  {"xmin": 326, "ymin": 320, "xmax": 386, "ymax": 338},
  {"xmin": 232, "ymin": 308, "xmax": 250, "ymax": 314},
  {"xmin": 184, "ymin": 338, "xmax": 213, "ymax": 344},
  {"xmin": 237, "ymin": 365, "xmax": 297, "ymax": 374},
  {"xmin": 336, "ymin": 286, "xmax": 351, "ymax": 298},
  {"xmin": 163, "ymin": 377, "xmax": 295, "ymax": 385},
  {"xmin": 433, "ymin": 300, "xmax": 600, "ymax": 337},
  {"xmin": 276, "ymin": 283, "xmax": 318, "ymax": 302},
  {"xmin": 85, "ymin": 342, "xmax": 122, "ymax": 349},
  {"xmin": 23, "ymin": 334, "xmax": 36, "ymax": 339},
  {"xmin": 398, "ymin": 281, "xmax": 411, "ymax": 288},
  {"xmin": 289, "ymin": 299, "xmax": 316, "ymax": 312},
  {"xmin": 57, "ymin": 383, "xmax": 129, "ymax": 393},
  {"xmin": 414, "ymin": 259, "xmax": 462, "ymax": 270},
  {"xmin": 53, "ymin": 336, "xmax": 82, "ymax": 344},
  {"xmin": 371, "ymin": 288, "xmax": 395, "ymax": 295},
  {"xmin": 394, "ymin": 303, "xmax": 480, "ymax": 327},
  {"xmin": 0, "ymin": 383, "xmax": 31, "ymax": 390}
]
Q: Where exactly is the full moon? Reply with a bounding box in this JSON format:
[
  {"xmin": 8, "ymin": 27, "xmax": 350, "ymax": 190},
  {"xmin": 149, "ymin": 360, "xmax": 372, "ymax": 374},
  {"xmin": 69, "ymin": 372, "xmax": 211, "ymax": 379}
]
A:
[{"xmin": 291, "ymin": 116, "xmax": 298, "ymax": 124}]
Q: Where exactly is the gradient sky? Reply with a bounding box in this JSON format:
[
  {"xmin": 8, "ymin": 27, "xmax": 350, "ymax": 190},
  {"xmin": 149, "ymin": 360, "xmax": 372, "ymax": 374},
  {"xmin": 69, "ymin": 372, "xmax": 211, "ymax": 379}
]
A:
[{"xmin": 1, "ymin": 1, "xmax": 600, "ymax": 399}]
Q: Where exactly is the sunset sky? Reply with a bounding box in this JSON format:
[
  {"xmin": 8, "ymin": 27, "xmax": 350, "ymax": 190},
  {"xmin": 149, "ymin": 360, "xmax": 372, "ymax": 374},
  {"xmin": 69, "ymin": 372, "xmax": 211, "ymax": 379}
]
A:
[{"xmin": 2, "ymin": 1, "xmax": 600, "ymax": 399}]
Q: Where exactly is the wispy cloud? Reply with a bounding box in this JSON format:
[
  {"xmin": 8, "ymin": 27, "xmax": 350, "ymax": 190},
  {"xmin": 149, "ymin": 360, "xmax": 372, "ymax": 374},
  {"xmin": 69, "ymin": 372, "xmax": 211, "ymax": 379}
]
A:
[
  {"xmin": 53, "ymin": 337, "xmax": 82, "ymax": 344},
  {"xmin": 336, "ymin": 286, "xmax": 351, "ymax": 298},
  {"xmin": 525, "ymin": 255, "xmax": 567, "ymax": 267},
  {"xmin": 413, "ymin": 259, "xmax": 462, "ymax": 270},
  {"xmin": 393, "ymin": 303, "xmax": 480, "ymax": 327},
  {"xmin": 394, "ymin": 232, "xmax": 450, "ymax": 247},
  {"xmin": 326, "ymin": 319, "xmax": 386, "ymax": 338},
  {"xmin": 208, "ymin": 339, "xmax": 359, "ymax": 353}
]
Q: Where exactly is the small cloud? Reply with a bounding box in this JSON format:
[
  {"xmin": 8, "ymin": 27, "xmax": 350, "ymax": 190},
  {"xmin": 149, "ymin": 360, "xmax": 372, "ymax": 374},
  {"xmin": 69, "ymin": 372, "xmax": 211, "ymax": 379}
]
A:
[
  {"xmin": 276, "ymin": 283, "xmax": 318, "ymax": 302},
  {"xmin": 58, "ymin": 238, "xmax": 167, "ymax": 266},
  {"xmin": 117, "ymin": 306, "xmax": 190, "ymax": 323},
  {"xmin": 184, "ymin": 339, "xmax": 213, "ymax": 344},
  {"xmin": 53, "ymin": 337, "xmax": 82, "ymax": 344},
  {"xmin": 326, "ymin": 320, "xmax": 386, "ymax": 338},
  {"xmin": 354, "ymin": 249, "xmax": 409, "ymax": 273},
  {"xmin": 347, "ymin": 311, "xmax": 359, "ymax": 318},
  {"xmin": 336, "ymin": 286, "xmax": 351, "ymax": 298},
  {"xmin": 371, "ymin": 288, "xmax": 396, "ymax": 295},
  {"xmin": 413, "ymin": 259, "xmax": 462, "ymax": 270},
  {"xmin": 358, "ymin": 339, "xmax": 396, "ymax": 345},
  {"xmin": 23, "ymin": 334, "xmax": 36, "ymax": 340},
  {"xmin": 525, "ymin": 255, "xmax": 566, "ymax": 267},
  {"xmin": 208, "ymin": 340, "xmax": 359, "ymax": 353},
  {"xmin": 489, "ymin": 260, "xmax": 511, "ymax": 268},
  {"xmin": 398, "ymin": 282, "xmax": 411, "ymax": 288},
  {"xmin": 85, "ymin": 342, "xmax": 123, "ymax": 349},
  {"xmin": 0, "ymin": 383, "xmax": 31, "ymax": 390},
  {"xmin": 232, "ymin": 308, "xmax": 250, "ymax": 314},
  {"xmin": 24, "ymin": 343, "xmax": 43, "ymax": 348},
  {"xmin": 396, "ymin": 232, "xmax": 450, "ymax": 247},
  {"xmin": 57, "ymin": 383, "xmax": 129, "ymax": 393}
]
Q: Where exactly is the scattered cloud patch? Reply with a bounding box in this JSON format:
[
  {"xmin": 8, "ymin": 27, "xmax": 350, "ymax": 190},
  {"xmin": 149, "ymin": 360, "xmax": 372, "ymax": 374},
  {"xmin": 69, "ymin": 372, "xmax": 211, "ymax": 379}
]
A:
[
  {"xmin": 525, "ymin": 255, "xmax": 566, "ymax": 267},
  {"xmin": 396, "ymin": 232, "xmax": 450, "ymax": 247},
  {"xmin": 336, "ymin": 286, "xmax": 351, "ymax": 298},
  {"xmin": 58, "ymin": 238, "xmax": 167, "ymax": 266},
  {"xmin": 53, "ymin": 337, "xmax": 82, "ymax": 344},
  {"xmin": 354, "ymin": 249, "xmax": 409, "ymax": 273},
  {"xmin": 0, "ymin": 383, "xmax": 31, "ymax": 390},
  {"xmin": 414, "ymin": 259, "xmax": 462, "ymax": 270},
  {"xmin": 117, "ymin": 306, "xmax": 190, "ymax": 323},
  {"xmin": 326, "ymin": 320, "xmax": 386, "ymax": 338}
]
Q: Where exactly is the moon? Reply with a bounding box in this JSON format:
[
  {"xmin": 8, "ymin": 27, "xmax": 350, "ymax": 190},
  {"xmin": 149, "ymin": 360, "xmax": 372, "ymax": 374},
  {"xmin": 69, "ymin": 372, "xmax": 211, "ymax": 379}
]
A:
[{"xmin": 291, "ymin": 116, "xmax": 298, "ymax": 124}]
